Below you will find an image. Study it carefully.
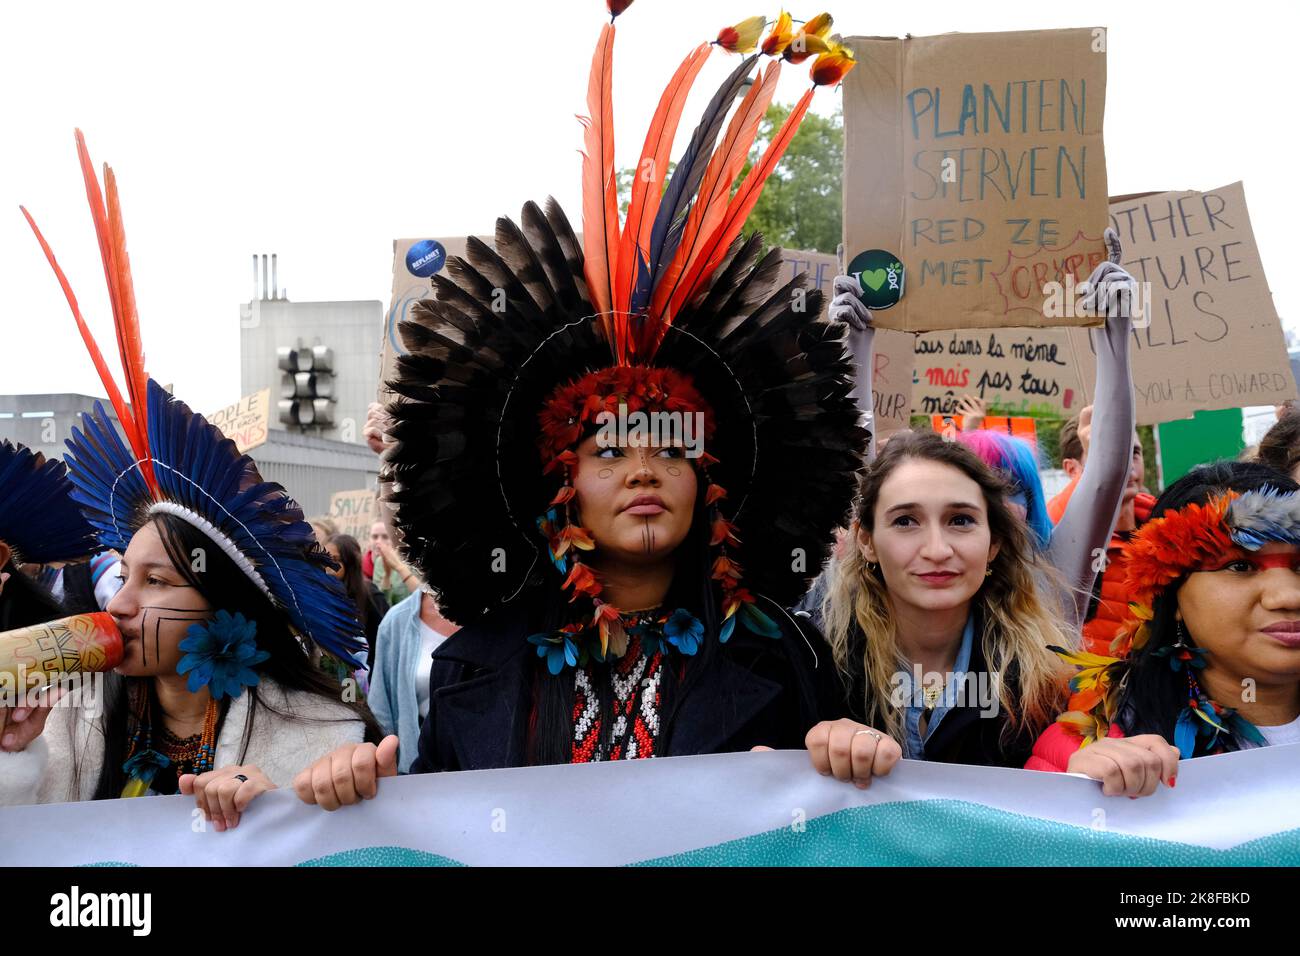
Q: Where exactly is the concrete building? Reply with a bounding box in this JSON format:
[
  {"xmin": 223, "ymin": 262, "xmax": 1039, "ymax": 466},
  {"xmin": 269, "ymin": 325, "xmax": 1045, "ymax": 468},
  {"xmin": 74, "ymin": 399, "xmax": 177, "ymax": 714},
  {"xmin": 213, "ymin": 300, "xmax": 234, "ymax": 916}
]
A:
[
  {"xmin": 247, "ymin": 429, "xmax": 379, "ymax": 518},
  {"xmin": 0, "ymin": 390, "xmax": 374, "ymax": 518},
  {"xmin": 0, "ymin": 393, "xmax": 122, "ymax": 461},
  {"xmin": 239, "ymin": 253, "xmax": 383, "ymax": 445}
]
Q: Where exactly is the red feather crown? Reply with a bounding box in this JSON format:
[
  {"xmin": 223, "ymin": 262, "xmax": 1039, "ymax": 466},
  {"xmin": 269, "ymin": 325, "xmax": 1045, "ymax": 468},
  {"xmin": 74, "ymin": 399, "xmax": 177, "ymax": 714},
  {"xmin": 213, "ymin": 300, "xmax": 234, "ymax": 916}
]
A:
[
  {"xmin": 1122, "ymin": 493, "xmax": 1241, "ymax": 610},
  {"xmin": 537, "ymin": 365, "xmax": 716, "ymax": 466}
]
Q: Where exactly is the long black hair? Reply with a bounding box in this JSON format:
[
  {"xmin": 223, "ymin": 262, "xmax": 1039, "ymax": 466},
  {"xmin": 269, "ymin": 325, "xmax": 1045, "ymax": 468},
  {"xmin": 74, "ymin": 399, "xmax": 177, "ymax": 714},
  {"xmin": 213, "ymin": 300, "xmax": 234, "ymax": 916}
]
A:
[
  {"xmin": 1115, "ymin": 460, "xmax": 1299, "ymax": 751},
  {"xmin": 85, "ymin": 512, "xmax": 383, "ymax": 799},
  {"xmin": 527, "ymin": 478, "xmax": 723, "ymax": 765},
  {"xmin": 327, "ymin": 533, "xmax": 378, "ymax": 669}
]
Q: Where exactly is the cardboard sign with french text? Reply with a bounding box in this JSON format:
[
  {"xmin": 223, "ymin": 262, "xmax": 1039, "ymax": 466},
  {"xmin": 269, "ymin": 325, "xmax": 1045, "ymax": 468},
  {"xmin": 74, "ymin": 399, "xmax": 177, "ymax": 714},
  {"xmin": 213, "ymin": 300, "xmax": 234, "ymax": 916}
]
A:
[{"xmin": 911, "ymin": 326, "xmax": 1085, "ymax": 418}]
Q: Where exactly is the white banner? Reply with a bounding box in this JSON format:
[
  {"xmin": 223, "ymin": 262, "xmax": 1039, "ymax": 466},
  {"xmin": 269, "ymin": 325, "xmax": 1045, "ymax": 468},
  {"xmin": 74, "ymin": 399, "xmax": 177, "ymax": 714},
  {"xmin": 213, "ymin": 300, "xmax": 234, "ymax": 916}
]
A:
[{"xmin": 2, "ymin": 746, "xmax": 1297, "ymax": 866}]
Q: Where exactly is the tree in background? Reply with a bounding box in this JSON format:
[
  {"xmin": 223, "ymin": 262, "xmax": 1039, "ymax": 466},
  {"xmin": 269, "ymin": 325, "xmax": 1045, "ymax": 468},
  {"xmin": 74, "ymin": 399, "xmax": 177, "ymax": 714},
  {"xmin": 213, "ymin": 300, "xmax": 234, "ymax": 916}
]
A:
[
  {"xmin": 737, "ymin": 103, "xmax": 842, "ymax": 255},
  {"xmin": 617, "ymin": 102, "xmax": 843, "ymax": 255}
]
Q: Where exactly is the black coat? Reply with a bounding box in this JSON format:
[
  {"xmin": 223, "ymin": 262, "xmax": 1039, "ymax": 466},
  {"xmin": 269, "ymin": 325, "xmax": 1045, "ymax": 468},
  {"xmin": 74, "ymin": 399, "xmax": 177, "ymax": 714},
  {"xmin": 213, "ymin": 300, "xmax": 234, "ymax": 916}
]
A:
[
  {"xmin": 408, "ymin": 596, "xmax": 837, "ymax": 772},
  {"xmin": 830, "ymin": 621, "xmax": 1037, "ymax": 769}
]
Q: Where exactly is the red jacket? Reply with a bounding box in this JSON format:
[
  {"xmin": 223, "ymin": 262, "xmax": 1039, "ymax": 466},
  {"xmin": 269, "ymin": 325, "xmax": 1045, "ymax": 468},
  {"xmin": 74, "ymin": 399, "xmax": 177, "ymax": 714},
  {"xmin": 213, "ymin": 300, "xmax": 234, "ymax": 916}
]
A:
[{"xmin": 1024, "ymin": 721, "xmax": 1126, "ymax": 773}]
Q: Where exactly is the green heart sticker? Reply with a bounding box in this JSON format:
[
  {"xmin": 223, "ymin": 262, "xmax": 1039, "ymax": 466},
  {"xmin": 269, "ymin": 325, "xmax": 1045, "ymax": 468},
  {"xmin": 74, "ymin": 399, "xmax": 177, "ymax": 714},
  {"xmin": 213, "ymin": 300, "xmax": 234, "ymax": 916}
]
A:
[
  {"xmin": 861, "ymin": 268, "xmax": 888, "ymax": 292},
  {"xmin": 847, "ymin": 249, "xmax": 905, "ymax": 310}
]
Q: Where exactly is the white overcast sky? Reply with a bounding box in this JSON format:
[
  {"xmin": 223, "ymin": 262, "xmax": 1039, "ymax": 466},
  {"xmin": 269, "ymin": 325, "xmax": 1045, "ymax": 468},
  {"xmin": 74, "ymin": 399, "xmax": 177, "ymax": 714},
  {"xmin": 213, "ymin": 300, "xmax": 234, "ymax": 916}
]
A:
[{"xmin": 2, "ymin": 0, "xmax": 1296, "ymax": 413}]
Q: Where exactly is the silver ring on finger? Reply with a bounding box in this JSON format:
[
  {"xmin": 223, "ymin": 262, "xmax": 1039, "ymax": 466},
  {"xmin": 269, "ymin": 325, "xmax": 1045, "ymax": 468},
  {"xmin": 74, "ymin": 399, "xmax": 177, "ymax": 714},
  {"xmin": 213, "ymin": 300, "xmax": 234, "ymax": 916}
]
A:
[
  {"xmin": 234, "ymin": 774, "xmax": 249, "ymax": 783},
  {"xmin": 854, "ymin": 730, "xmax": 883, "ymax": 742}
]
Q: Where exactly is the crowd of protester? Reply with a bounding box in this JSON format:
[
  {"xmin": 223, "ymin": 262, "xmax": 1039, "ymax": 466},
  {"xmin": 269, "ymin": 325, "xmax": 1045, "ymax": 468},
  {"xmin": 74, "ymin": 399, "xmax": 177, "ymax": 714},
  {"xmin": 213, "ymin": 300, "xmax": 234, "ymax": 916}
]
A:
[{"xmin": 2, "ymin": 271, "xmax": 1298, "ymax": 829}]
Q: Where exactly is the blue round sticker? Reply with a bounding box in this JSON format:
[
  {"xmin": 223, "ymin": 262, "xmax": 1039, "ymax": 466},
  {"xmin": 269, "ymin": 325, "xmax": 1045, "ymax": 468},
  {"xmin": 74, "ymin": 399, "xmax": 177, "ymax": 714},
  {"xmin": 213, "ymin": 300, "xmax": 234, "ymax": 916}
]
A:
[{"xmin": 406, "ymin": 240, "xmax": 447, "ymax": 278}]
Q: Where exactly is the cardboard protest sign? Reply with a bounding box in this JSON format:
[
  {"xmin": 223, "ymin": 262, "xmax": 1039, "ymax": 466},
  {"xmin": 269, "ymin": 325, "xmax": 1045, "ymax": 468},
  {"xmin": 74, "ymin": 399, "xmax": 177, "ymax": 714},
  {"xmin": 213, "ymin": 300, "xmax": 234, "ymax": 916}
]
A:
[
  {"xmin": 843, "ymin": 29, "xmax": 1109, "ymax": 332},
  {"xmin": 327, "ymin": 488, "xmax": 378, "ymax": 541},
  {"xmin": 205, "ymin": 388, "xmax": 270, "ymax": 454},
  {"xmin": 378, "ymin": 237, "xmax": 472, "ymax": 401},
  {"xmin": 1066, "ymin": 183, "xmax": 1296, "ymax": 424},
  {"xmin": 911, "ymin": 326, "xmax": 1085, "ymax": 418}
]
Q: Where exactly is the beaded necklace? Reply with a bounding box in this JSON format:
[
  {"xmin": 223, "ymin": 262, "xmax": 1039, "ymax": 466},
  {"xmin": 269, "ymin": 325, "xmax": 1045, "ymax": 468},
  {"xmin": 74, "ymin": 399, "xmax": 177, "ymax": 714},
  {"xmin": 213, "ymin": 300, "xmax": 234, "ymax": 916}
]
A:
[{"xmin": 120, "ymin": 682, "xmax": 220, "ymax": 798}]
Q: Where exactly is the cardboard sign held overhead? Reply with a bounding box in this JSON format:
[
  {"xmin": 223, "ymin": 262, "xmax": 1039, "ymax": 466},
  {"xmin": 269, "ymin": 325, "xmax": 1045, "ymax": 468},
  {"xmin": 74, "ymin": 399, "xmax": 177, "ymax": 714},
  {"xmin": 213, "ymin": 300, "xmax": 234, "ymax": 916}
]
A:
[
  {"xmin": 1067, "ymin": 182, "xmax": 1296, "ymax": 424},
  {"xmin": 205, "ymin": 388, "xmax": 270, "ymax": 454},
  {"xmin": 327, "ymin": 489, "xmax": 378, "ymax": 542},
  {"xmin": 843, "ymin": 29, "xmax": 1110, "ymax": 332},
  {"xmin": 378, "ymin": 236, "xmax": 473, "ymax": 402}
]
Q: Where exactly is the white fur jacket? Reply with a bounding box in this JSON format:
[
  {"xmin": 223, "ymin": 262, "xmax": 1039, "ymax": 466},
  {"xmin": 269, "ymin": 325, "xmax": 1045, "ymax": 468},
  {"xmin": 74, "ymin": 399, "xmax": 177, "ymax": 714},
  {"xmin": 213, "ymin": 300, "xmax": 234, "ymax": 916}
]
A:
[{"xmin": 0, "ymin": 675, "xmax": 365, "ymax": 806}]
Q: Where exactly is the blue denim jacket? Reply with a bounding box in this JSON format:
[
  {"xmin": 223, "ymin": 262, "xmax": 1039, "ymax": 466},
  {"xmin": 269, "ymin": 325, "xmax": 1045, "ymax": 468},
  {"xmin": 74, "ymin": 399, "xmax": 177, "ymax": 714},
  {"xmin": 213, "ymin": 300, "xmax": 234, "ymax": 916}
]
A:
[{"xmin": 897, "ymin": 613, "xmax": 975, "ymax": 759}]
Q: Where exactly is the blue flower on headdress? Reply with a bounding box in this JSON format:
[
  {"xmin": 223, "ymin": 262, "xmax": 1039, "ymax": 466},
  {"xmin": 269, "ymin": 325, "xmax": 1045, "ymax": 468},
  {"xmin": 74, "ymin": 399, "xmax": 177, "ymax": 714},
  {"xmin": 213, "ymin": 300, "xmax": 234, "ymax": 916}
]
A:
[
  {"xmin": 177, "ymin": 610, "xmax": 269, "ymax": 700},
  {"xmin": 528, "ymin": 630, "xmax": 581, "ymax": 675},
  {"xmin": 632, "ymin": 619, "xmax": 668, "ymax": 656},
  {"xmin": 664, "ymin": 609, "xmax": 704, "ymax": 656}
]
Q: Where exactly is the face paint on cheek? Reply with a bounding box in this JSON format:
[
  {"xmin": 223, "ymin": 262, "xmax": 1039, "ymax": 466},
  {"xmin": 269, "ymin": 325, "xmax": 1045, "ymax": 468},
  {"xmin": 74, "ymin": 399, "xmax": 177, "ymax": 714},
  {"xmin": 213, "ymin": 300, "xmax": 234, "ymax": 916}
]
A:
[
  {"xmin": 666, "ymin": 464, "xmax": 682, "ymax": 477},
  {"xmin": 139, "ymin": 607, "xmax": 210, "ymax": 668},
  {"xmin": 598, "ymin": 468, "xmax": 614, "ymax": 479}
]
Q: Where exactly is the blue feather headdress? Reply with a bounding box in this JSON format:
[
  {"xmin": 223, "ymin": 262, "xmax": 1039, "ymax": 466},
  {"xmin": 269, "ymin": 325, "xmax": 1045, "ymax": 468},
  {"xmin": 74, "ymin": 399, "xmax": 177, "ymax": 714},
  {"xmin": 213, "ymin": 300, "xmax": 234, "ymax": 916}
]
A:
[
  {"xmin": 0, "ymin": 439, "xmax": 99, "ymax": 565},
  {"xmin": 23, "ymin": 131, "xmax": 363, "ymax": 666}
]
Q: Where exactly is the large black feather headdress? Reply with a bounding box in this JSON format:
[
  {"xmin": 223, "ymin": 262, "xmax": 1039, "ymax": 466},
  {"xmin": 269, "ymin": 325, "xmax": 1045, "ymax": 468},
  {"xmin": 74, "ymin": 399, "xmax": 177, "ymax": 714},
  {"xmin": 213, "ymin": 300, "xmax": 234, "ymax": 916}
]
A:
[{"xmin": 386, "ymin": 9, "xmax": 865, "ymax": 663}]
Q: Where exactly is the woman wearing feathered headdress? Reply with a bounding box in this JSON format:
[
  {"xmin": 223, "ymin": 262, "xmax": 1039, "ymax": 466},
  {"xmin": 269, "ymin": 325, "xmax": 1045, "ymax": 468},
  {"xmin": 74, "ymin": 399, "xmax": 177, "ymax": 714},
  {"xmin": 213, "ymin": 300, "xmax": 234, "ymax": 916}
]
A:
[
  {"xmin": 0, "ymin": 134, "xmax": 383, "ymax": 817},
  {"xmin": 283, "ymin": 5, "xmax": 869, "ymax": 809},
  {"xmin": 1027, "ymin": 460, "xmax": 1300, "ymax": 794}
]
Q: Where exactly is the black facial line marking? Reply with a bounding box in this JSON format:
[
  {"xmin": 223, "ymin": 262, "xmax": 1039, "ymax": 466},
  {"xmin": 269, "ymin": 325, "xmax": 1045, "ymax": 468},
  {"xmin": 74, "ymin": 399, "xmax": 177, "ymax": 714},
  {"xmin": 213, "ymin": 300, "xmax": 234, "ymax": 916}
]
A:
[{"xmin": 139, "ymin": 606, "xmax": 210, "ymax": 667}]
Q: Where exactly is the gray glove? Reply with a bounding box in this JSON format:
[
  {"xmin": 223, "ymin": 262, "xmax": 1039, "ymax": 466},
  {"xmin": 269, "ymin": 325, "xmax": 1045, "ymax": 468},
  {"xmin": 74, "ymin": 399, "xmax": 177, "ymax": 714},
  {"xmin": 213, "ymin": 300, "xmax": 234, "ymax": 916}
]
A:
[
  {"xmin": 1078, "ymin": 228, "xmax": 1138, "ymax": 321},
  {"xmin": 829, "ymin": 274, "xmax": 873, "ymax": 331}
]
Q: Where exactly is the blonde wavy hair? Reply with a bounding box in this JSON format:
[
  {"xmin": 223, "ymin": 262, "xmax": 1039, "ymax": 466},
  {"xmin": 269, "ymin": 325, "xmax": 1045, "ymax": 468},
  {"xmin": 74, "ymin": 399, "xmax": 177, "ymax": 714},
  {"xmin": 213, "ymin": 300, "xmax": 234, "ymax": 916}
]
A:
[{"xmin": 821, "ymin": 431, "xmax": 1071, "ymax": 746}]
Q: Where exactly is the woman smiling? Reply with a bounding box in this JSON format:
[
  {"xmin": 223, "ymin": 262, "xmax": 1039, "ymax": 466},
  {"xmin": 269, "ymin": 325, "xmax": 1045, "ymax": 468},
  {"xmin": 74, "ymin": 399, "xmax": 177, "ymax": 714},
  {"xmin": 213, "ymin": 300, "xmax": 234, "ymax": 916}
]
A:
[{"xmin": 808, "ymin": 431, "xmax": 1069, "ymax": 782}]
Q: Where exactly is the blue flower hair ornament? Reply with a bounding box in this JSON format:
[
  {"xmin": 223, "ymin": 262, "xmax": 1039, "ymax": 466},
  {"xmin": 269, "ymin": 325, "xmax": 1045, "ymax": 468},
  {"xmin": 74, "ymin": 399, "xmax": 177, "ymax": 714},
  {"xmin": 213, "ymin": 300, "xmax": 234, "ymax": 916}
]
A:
[{"xmin": 177, "ymin": 610, "xmax": 270, "ymax": 700}]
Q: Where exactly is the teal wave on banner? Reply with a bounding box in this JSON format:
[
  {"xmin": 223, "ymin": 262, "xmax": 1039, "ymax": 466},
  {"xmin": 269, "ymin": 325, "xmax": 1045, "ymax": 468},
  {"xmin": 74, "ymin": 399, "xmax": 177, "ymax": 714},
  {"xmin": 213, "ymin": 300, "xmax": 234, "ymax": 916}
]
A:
[
  {"xmin": 296, "ymin": 846, "xmax": 465, "ymax": 867},
  {"xmin": 634, "ymin": 800, "xmax": 1300, "ymax": 867}
]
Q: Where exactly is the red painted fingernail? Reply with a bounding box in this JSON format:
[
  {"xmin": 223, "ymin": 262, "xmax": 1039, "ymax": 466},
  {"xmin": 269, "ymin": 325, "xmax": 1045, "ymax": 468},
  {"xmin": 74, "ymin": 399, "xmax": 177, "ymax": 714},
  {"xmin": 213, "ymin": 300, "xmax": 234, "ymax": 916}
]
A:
[{"xmin": 1168, "ymin": 776, "xmax": 1177, "ymax": 788}]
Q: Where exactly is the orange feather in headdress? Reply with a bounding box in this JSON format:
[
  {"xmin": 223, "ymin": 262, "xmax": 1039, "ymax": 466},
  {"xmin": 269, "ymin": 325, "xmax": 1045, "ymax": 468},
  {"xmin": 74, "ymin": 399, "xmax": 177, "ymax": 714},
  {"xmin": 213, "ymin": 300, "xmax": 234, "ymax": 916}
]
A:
[
  {"xmin": 612, "ymin": 42, "xmax": 712, "ymax": 320},
  {"xmin": 21, "ymin": 130, "xmax": 158, "ymax": 496},
  {"xmin": 579, "ymin": 23, "xmax": 621, "ymax": 331},
  {"xmin": 666, "ymin": 86, "xmax": 815, "ymax": 318},
  {"xmin": 649, "ymin": 59, "xmax": 781, "ymax": 330},
  {"xmin": 1123, "ymin": 494, "xmax": 1238, "ymax": 607}
]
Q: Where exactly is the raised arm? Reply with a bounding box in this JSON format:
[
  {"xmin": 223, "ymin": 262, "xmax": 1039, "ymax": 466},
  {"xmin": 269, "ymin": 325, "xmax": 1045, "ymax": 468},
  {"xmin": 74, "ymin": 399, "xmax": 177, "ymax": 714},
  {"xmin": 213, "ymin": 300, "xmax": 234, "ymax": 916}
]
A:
[
  {"xmin": 830, "ymin": 274, "xmax": 878, "ymax": 464},
  {"xmin": 1047, "ymin": 229, "xmax": 1137, "ymax": 632}
]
